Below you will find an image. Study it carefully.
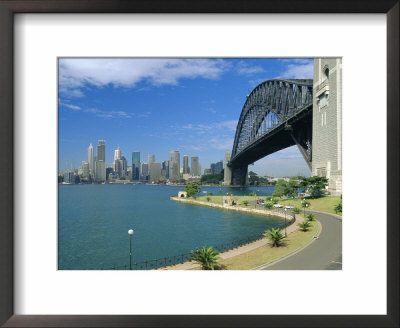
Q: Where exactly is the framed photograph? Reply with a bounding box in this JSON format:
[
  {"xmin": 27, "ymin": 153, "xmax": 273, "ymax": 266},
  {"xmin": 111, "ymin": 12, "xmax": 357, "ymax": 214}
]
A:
[{"xmin": 0, "ymin": 1, "xmax": 398, "ymax": 327}]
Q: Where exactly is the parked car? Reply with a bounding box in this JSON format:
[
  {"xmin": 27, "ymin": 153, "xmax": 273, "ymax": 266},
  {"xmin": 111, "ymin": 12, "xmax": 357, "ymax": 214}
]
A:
[
  {"xmin": 285, "ymin": 205, "xmax": 295, "ymax": 209},
  {"xmin": 273, "ymin": 204, "xmax": 283, "ymax": 208}
]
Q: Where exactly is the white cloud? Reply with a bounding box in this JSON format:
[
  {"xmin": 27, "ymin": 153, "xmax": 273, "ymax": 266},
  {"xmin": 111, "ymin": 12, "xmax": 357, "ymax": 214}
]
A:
[
  {"xmin": 278, "ymin": 59, "xmax": 314, "ymax": 79},
  {"xmin": 236, "ymin": 61, "xmax": 264, "ymax": 75},
  {"xmin": 59, "ymin": 58, "xmax": 228, "ymax": 97}
]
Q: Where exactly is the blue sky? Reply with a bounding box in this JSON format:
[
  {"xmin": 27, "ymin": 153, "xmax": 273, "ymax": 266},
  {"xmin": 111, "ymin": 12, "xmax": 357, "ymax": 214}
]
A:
[{"xmin": 58, "ymin": 58, "xmax": 313, "ymax": 177}]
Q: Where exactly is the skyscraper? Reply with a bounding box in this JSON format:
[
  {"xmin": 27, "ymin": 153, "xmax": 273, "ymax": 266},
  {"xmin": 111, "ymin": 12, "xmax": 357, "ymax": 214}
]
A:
[
  {"xmin": 132, "ymin": 151, "xmax": 140, "ymax": 180},
  {"xmin": 169, "ymin": 150, "xmax": 180, "ymax": 180},
  {"xmin": 183, "ymin": 155, "xmax": 189, "ymax": 174},
  {"xmin": 97, "ymin": 140, "xmax": 106, "ymax": 161},
  {"xmin": 148, "ymin": 154, "xmax": 155, "ymax": 166},
  {"xmin": 87, "ymin": 143, "xmax": 94, "ymax": 176},
  {"xmin": 162, "ymin": 160, "xmax": 169, "ymax": 178},
  {"xmin": 95, "ymin": 140, "xmax": 106, "ymax": 182},
  {"xmin": 190, "ymin": 156, "xmax": 201, "ymax": 176},
  {"xmin": 149, "ymin": 162, "xmax": 161, "ymax": 182},
  {"xmin": 141, "ymin": 163, "xmax": 149, "ymax": 181},
  {"xmin": 81, "ymin": 161, "xmax": 89, "ymax": 180},
  {"xmin": 114, "ymin": 146, "xmax": 121, "ymax": 161}
]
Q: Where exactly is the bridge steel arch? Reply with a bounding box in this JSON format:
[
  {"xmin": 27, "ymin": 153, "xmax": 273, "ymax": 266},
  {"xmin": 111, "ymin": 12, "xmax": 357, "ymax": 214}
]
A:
[{"xmin": 227, "ymin": 79, "xmax": 313, "ymax": 185}]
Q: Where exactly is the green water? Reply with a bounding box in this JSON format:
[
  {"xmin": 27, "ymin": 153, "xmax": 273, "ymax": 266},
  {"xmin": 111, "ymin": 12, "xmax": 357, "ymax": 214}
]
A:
[{"xmin": 58, "ymin": 184, "xmax": 283, "ymax": 269}]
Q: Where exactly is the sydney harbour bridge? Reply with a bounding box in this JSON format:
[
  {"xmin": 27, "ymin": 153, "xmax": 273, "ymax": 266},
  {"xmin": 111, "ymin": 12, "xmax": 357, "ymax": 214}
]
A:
[{"xmin": 226, "ymin": 79, "xmax": 313, "ymax": 186}]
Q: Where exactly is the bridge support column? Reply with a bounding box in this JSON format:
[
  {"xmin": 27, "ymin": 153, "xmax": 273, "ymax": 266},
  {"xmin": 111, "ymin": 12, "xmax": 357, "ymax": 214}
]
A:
[{"xmin": 231, "ymin": 165, "xmax": 248, "ymax": 186}]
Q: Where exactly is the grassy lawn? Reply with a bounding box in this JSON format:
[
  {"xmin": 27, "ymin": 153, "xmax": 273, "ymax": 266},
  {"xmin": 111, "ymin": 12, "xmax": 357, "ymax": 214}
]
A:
[
  {"xmin": 195, "ymin": 195, "xmax": 341, "ymax": 215},
  {"xmin": 220, "ymin": 220, "xmax": 319, "ymax": 270}
]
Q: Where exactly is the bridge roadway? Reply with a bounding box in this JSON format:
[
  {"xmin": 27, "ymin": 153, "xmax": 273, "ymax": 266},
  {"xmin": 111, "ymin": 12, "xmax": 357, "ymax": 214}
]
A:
[{"xmin": 259, "ymin": 211, "xmax": 342, "ymax": 270}]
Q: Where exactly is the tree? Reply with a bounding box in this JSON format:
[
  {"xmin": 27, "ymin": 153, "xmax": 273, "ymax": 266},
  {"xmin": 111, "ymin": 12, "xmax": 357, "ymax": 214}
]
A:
[
  {"xmin": 306, "ymin": 213, "xmax": 315, "ymax": 221},
  {"xmin": 334, "ymin": 201, "xmax": 342, "ymax": 214},
  {"xmin": 273, "ymin": 179, "xmax": 298, "ymax": 198},
  {"xmin": 190, "ymin": 246, "xmax": 221, "ymax": 270},
  {"xmin": 206, "ymin": 196, "xmax": 211, "ymax": 202},
  {"xmin": 208, "ymin": 192, "xmax": 213, "ymax": 196},
  {"xmin": 226, "ymin": 192, "xmax": 232, "ymax": 196},
  {"xmin": 265, "ymin": 202, "xmax": 273, "ymax": 209},
  {"xmin": 293, "ymin": 207, "xmax": 301, "ymax": 214},
  {"xmin": 301, "ymin": 176, "xmax": 329, "ymax": 198},
  {"xmin": 298, "ymin": 221, "xmax": 311, "ymax": 232},
  {"xmin": 301, "ymin": 199, "xmax": 311, "ymax": 215},
  {"xmin": 184, "ymin": 182, "xmax": 201, "ymax": 197},
  {"xmin": 263, "ymin": 228, "xmax": 286, "ymax": 247},
  {"xmin": 242, "ymin": 200, "xmax": 249, "ymax": 206},
  {"xmin": 249, "ymin": 191, "xmax": 256, "ymax": 196}
]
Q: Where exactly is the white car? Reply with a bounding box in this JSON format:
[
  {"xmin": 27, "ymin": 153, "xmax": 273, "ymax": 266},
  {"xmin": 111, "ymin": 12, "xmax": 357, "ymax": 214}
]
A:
[
  {"xmin": 285, "ymin": 205, "xmax": 295, "ymax": 209},
  {"xmin": 273, "ymin": 204, "xmax": 283, "ymax": 208}
]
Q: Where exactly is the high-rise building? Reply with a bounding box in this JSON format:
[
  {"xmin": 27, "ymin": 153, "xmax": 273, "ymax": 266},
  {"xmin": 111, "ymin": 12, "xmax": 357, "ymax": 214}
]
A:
[
  {"xmin": 132, "ymin": 151, "xmax": 140, "ymax": 180},
  {"xmin": 114, "ymin": 146, "xmax": 121, "ymax": 161},
  {"xmin": 87, "ymin": 144, "xmax": 94, "ymax": 176},
  {"xmin": 149, "ymin": 162, "xmax": 161, "ymax": 182},
  {"xmin": 95, "ymin": 160, "xmax": 106, "ymax": 182},
  {"xmin": 190, "ymin": 156, "xmax": 201, "ymax": 176},
  {"xmin": 211, "ymin": 160, "xmax": 223, "ymax": 174},
  {"xmin": 97, "ymin": 140, "xmax": 106, "ymax": 161},
  {"xmin": 148, "ymin": 154, "xmax": 155, "ymax": 166},
  {"xmin": 95, "ymin": 140, "xmax": 106, "ymax": 182},
  {"xmin": 183, "ymin": 155, "xmax": 189, "ymax": 174},
  {"xmin": 141, "ymin": 163, "xmax": 149, "ymax": 181},
  {"xmin": 120, "ymin": 156, "xmax": 128, "ymax": 177},
  {"xmin": 162, "ymin": 160, "xmax": 169, "ymax": 178},
  {"xmin": 81, "ymin": 161, "xmax": 89, "ymax": 180},
  {"xmin": 169, "ymin": 150, "xmax": 180, "ymax": 179}
]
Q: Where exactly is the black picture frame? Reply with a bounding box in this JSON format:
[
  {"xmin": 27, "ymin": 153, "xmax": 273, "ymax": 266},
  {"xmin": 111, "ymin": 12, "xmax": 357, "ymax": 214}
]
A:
[{"xmin": 0, "ymin": 1, "xmax": 398, "ymax": 327}]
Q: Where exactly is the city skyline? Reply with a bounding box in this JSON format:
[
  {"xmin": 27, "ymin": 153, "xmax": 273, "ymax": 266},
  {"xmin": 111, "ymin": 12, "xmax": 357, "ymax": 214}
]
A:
[{"xmin": 59, "ymin": 58, "xmax": 313, "ymax": 177}]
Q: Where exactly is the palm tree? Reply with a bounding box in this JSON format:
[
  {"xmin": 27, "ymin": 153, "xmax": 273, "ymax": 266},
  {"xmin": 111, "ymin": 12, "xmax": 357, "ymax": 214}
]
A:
[
  {"xmin": 306, "ymin": 213, "xmax": 315, "ymax": 221},
  {"xmin": 334, "ymin": 201, "xmax": 342, "ymax": 214},
  {"xmin": 293, "ymin": 207, "xmax": 301, "ymax": 214},
  {"xmin": 190, "ymin": 246, "xmax": 221, "ymax": 270},
  {"xmin": 242, "ymin": 200, "xmax": 249, "ymax": 206},
  {"xmin": 263, "ymin": 228, "xmax": 286, "ymax": 247},
  {"xmin": 298, "ymin": 221, "xmax": 311, "ymax": 231},
  {"xmin": 206, "ymin": 196, "xmax": 211, "ymax": 202}
]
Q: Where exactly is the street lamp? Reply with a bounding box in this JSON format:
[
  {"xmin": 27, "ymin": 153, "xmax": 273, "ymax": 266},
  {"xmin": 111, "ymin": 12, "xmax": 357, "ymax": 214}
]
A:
[
  {"xmin": 284, "ymin": 208, "xmax": 287, "ymax": 237},
  {"xmin": 128, "ymin": 229, "xmax": 134, "ymax": 270}
]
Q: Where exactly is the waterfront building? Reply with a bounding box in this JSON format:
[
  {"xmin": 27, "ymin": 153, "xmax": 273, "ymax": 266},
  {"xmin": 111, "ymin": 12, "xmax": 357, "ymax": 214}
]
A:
[
  {"xmin": 87, "ymin": 143, "xmax": 94, "ymax": 176},
  {"xmin": 106, "ymin": 167, "xmax": 114, "ymax": 180},
  {"xmin": 63, "ymin": 171, "xmax": 75, "ymax": 184},
  {"xmin": 95, "ymin": 160, "xmax": 106, "ymax": 182},
  {"xmin": 211, "ymin": 160, "xmax": 223, "ymax": 174},
  {"xmin": 162, "ymin": 160, "xmax": 169, "ymax": 179},
  {"xmin": 95, "ymin": 140, "xmax": 106, "ymax": 182},
  {"xmin": 141, "ymin": 163, "xmax": 149, "ymax": 181},
  {"xmin": 204, "ymin": 168, "xmax": 212, "ymax": 175},
  {"xmin": 97, "ymin": 140, "xmax": 106, "ymax": 161},
  {"xmin": 169, "ymin": 150, "xmax": 180, "ymax": 179},
  {"xmin": 149, "ymin": 162, "xmax": 161, "ymax": 182},
  {"xmin": 183, "ymin": 155, "xmax": 189, "ymax": 174},
  {"xmin": 120, "ymin": 156, "xmax": 128, "ymax": 178},
  {"xmin": 114, "ymin": 146, "xmax": 121, "ymax": 161},
  {"xmin": 132, "ymin": 151, "xmax": 140, "ymax": 180},
  {"xmin": 190, "ymin": 156, "xmax": 201, "ymax": 177},
  {"xmin": 148, "ymin": 154, "xmax": 155, "ymax": 166},
  {"xmin": 81, "ymin": 161, "xmax": 90, "ymax": 180}
]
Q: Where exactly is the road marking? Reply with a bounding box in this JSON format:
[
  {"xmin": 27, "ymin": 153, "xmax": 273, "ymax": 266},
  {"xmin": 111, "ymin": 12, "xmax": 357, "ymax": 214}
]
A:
[{"xmin": 331, "ymin": 261, "xmax": 342, "ymax": 264}]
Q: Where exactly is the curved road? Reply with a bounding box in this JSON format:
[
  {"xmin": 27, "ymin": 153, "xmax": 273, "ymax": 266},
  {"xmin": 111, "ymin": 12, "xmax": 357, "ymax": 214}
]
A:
[{"xmin": 261, "ymin": 211, "xmax": 342, "ymax": 270}]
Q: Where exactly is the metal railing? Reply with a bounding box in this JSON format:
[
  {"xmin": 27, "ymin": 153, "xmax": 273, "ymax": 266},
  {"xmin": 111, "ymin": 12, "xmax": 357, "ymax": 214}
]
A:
[{"xmin": 97, "ymin": 212, "xmax": 296, "ymax": 270}]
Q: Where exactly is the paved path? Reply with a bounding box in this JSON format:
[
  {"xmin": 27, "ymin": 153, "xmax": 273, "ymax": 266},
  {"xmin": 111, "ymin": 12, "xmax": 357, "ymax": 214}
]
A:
[{"xmin": 259, "ymin": 211, "xmax": 342, "ymax": 270}]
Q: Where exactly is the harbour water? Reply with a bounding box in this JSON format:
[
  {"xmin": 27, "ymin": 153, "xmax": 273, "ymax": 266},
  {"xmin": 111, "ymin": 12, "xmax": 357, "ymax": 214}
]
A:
[{"xmin": 58, "ymin": 184, "xmax": 282, "ymax": 270}]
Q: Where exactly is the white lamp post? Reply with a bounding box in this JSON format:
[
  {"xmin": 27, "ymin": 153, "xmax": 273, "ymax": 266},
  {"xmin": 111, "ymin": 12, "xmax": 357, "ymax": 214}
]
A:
[{"xmin": 128, "ymin": 229, "xmax": 134, "ymax": 270}]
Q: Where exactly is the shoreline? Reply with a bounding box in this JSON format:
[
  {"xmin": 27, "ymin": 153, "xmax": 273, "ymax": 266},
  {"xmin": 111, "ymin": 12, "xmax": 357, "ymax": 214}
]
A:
[
  {"xmin": 163, "ymin": 197, "xmax": 300, "ymax": 270},
  {"xmin": 170, "ymin": 196, "xmax": 295, "ymax": 221},
  {"xmin": 161, "ymin": 210, "xmax": 307, "ymax": 270}
]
